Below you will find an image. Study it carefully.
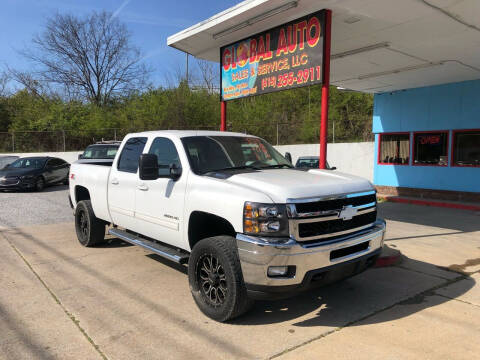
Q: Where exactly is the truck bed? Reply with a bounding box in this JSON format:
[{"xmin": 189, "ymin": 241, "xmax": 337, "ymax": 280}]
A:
[{"xmin": 69, "ymin": 162, "xmax": 112, "ymax": 223}]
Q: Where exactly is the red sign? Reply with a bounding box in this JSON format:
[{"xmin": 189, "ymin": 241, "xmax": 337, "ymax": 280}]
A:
[{"xmin": 419, "ymin": 135, "xmax": 441, "ymax": 145}]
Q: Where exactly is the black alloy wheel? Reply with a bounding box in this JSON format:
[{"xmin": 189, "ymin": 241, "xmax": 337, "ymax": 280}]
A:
[
  {"xmin": 77, "ymin": 208, "xmax": 90, "ymax": 240},
  {"xmin": 197, "ymin": 253, "xmax": 228, "ymax": 306},
  {"xmin": 188, "ymin": 236, "xmax": 253, "ymax": 322},
  {"xmin": 74, "ymin": 200, "xmax": 106, "ymax": 247}
]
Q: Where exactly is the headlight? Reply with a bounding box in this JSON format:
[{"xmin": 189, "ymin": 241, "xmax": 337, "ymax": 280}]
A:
[{"xmin": 243, "ymin": 202, "xmax": 289, "ymax": 237}]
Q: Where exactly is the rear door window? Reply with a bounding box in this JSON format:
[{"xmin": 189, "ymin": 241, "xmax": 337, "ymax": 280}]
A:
[{"xmin": 117, "ymin": 137, "xmax": 148, "ymax": 173}]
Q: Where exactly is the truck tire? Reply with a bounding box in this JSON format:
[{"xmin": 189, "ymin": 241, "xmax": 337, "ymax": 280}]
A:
[
  {"xmin": 75, "ymin": 200, "xmax": 106, "ymax": 247},
  {"xmin": 188, "ymin": 236, "xmax": 253, "ymax": 322}
]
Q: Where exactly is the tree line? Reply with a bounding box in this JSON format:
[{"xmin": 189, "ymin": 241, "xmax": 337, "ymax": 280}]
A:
[{"xmin": 0, "ymin": 11, "xmax": 374, "ymax": 152}]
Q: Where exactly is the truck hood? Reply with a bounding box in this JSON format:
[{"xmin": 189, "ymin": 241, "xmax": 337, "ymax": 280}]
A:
[{"xmin": 224, "ymin": 169, "xmax": 373, "ymax": 203}]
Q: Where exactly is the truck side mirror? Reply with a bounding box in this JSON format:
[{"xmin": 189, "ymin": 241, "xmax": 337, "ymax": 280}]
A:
[
  {"xmin": 284, "ymin": 152, "xmax": 292, "ymax": 164},
  {"xmin": 78, "ymin": 154, "xmax": 83, "ymax": 159},
  {"xmin": 139, "ymin": 154, "xmax": 159, "ymax": 180},
  {"xmin": 169, "ymin": 163, "xmax": 182, "ymax": 181}
]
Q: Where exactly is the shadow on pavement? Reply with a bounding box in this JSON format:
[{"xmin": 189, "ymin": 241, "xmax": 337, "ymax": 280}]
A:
[
  {"xmin": 95, "ymin": 238, "xmax": 134, "ymax": 248},
  {"xmin": 6, "ymin": 184, "xmax": 69, "ymax": 194},
  {"xmin": 0, "ymin": 304, "xmax": 52, "ymax": 360},
  {"xmin": 233, "ymin": 256, "xmax": 473, "ymax": 326},
  {"xmin": 42, "ymin": 184, "xmax": 70, "ymax": 193},
  {"xmin": 145, "ymin": 253, "xmax": 188, "ymax": 275}
]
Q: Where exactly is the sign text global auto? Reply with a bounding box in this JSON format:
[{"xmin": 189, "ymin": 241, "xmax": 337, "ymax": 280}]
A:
[{"xmin": 220, "ymin": 10, "xmax": 325, "ymax": 101}]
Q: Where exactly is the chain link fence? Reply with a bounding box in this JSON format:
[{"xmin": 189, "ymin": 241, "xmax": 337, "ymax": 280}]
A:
[
  {"xmin": 0, "ymin": 129, "xmax": 129, "ymax": 153},
  {"xmin": 0, "ymin": 119, "xmax": 372, "ymax": 153}
]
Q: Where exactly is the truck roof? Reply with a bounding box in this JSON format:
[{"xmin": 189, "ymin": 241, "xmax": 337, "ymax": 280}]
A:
[{"xmin": 129, "ymin": 130, "xmax": 256, "ymax": 138}]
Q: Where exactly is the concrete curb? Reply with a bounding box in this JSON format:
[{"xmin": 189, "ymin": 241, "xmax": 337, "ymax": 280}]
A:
[
  {"xmin": 377, "ymin": 195, "xmax": 480, "ymax": 212},
  {"xmin": 375, "ymin": 245, "xmax": 403, "ymax": 268}
]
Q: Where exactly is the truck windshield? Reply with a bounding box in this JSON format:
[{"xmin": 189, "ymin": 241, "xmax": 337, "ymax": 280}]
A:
[{"xmin": 182, "ymin": 136, "xmax": 292, "ymax": 175}]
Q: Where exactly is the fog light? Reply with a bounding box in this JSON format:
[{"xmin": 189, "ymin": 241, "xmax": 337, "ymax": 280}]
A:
[{"xmin": 267, "ymin": 266, "xmax": 289, "ymax": 277}]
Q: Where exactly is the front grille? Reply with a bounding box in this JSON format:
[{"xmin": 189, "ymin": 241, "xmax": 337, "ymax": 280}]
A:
[
  {"xmin": 295, "ymin": 194, "xmax": 376, "ymax": 214},
  {"xmin": 330, "ymin": 241, "xmax": 370, "ymax": 260},
  {"xmin": 289, "ymin": 191, "xmax": 378, "ymax": 243},
  {"xmin": 298, "ymin": 211, "xmax": 377, "ymax": 238}
]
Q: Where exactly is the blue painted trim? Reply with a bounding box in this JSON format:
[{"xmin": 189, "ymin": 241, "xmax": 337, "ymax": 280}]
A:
[{"xmin": 372, "ymin": 79, "xmax": 480, "ymax": 193}]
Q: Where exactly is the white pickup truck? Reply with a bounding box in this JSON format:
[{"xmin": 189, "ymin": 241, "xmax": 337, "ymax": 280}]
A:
[{"xmin": 69, "ymin": 131, "xmax": 386, "ymax": 321}]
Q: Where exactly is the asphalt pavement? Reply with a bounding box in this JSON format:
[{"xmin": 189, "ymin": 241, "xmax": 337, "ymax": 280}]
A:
[
  {"xmin": 0, "ymin": 185, "xmax": 72, "ymax": 228},
  {"xmin": 0, "ymin": 197, "xmax": 479, "ymax": 359}
]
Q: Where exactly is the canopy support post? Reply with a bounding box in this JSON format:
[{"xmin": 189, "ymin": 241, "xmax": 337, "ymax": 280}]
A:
[
  {"xmin": 320, "ymin": 9, "xmax": 332, "ymax": 169},
  {"xmin": 221, "ymin": 101, "xmax": 227, "ymax": 131}
]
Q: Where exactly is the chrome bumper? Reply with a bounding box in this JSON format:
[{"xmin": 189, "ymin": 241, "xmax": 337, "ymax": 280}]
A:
[{"xmin": 236, "ymin": 219, "xmax": 386, "ymax": 289}]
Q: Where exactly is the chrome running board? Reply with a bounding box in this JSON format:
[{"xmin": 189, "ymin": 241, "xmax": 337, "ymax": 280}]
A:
[{"xmin": 109, "ymin": 228, "xmax": 189, "ymax": 264}]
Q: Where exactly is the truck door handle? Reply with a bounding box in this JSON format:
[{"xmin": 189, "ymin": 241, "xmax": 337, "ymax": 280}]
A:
[
  {"xmin": 137, "ymin": 183, "xmax": 149, "ymax": 191},
  {"xmin": 111, "ymin": 178, "xmax": 119, "ymax": 185}
]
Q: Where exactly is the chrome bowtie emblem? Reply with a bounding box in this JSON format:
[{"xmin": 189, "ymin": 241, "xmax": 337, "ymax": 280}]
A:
[{"xmin": 338, "ymin": 206, "xmax": 357, "ymax": 220}]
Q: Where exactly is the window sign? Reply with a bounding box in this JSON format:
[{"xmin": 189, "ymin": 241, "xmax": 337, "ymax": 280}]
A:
[{"xmin": 413, "ymin": 132, "xmax": 448, "ymax": 166}]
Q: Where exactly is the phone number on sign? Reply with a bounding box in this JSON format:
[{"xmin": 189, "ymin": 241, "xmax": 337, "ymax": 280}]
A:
[{"xmin": 261, "ymin": 66, "xmax": 321, "ymax": 90}]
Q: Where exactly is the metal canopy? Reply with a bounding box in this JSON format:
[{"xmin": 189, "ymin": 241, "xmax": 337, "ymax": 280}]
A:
[{"xmin": 168, "ymin": 0, "xmax": 480, "ymax": 93}]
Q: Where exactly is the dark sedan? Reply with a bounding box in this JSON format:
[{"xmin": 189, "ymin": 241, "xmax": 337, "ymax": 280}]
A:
[
  {"xmin": 0, "ymin": 157, "xmax": 70, "ymax": 192},
  {"xmin": 295, "ymin": 156, "xmax": 336, "ymax": 170},
  {"xmin": 0, "ymin": 155, "xmax": 19, "ymax": 169}
]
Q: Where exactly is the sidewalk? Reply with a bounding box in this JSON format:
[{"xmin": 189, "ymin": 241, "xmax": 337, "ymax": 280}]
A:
[
  {"xmin": 0, "ymin": 202, "xmax": 479, "ymax": 359},
  {"xmin": 0, "ymin": 233, "xmax": 103, "ymax": 360}
]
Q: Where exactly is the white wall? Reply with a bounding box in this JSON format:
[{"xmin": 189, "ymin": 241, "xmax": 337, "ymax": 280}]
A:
[
  {"xmin": 0, "ymin": 151, "xmax": 82, "ymax": 164},
  {"xmin": 275, "ymin": 142, "xmax": 374, "ymax": 181},
  {"xmin": 2, "ymin": 142, "xmax": 375, "ymax": 181}
]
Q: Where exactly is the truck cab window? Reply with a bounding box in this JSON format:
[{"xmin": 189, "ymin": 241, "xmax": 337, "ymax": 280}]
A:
[
  {"xmin": 182, "ymin": 136, "xmax": 290, "ymax": 174},
  {"xmin": 148, "ymin": 137, "xmax": 181, "ymax": 176},
  {"xmin": 117, "ymin": 137, "xmax": 147, "ymax": 173}
]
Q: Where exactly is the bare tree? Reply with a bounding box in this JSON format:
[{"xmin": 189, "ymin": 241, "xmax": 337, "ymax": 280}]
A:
[
  {"xmin": 20, "ymin": 11, "xmax": 149, "ymax": 105},
  {"xmin": 0, "ymin": 71, "xmax": 10, "ymax": 97},
  {"xmin": 7, "ymin": 68, "xmax": 53, "ymax": 100},
  {"xmin": 195, "ymin": 59, "xmax": 219, "ymax": 93}
]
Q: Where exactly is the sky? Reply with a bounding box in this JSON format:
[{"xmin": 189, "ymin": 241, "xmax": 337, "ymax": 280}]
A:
[{"xmin": 0, "ymin": 0, "xmax": 242, "ymax": 87}]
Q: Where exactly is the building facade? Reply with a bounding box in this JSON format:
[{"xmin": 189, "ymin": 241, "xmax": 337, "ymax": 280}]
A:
[{"xmin": 373, "ymin": 79, "xmax": 480, "ymax": 200}]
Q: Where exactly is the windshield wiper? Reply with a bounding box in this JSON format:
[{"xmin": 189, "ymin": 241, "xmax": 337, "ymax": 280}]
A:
[
  {"xmin": 260, "ymin": 164, "xmax": 294, "ymax": 169},
  {"xmin": 201, "ymin": 165, "xmax": 261, "ymax": 174}
]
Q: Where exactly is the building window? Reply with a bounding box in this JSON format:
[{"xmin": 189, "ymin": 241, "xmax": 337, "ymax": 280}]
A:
[
  {"xmin": 378, "ymin": 133, "xmax": 410, "ymax": 165},
  {"xmin": 453, "ymin": 130, "xmax": 480, "ymax": 167},
  {"xmin": 413, "ymin": 132, "xmax": 448, "ymax": 166}
]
